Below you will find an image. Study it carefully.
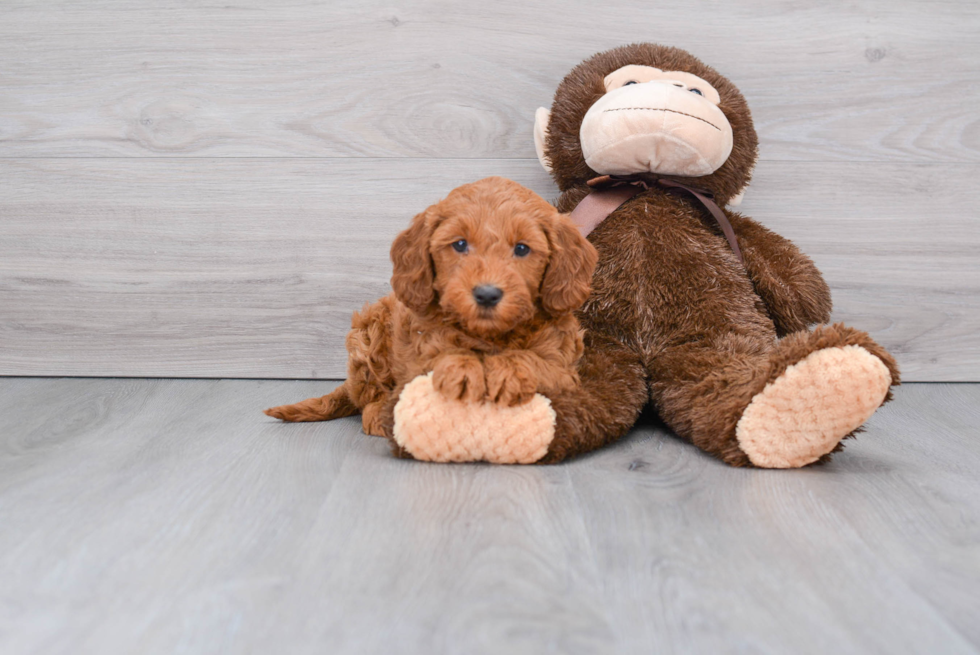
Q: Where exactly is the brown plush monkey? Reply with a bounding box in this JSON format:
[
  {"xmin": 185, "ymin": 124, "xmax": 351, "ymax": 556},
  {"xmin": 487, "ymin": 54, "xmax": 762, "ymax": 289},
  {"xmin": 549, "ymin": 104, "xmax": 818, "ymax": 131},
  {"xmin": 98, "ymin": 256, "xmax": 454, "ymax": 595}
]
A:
[{"xmin": 392, "ymin": 43, "xmax": 899, "ymax": 468}]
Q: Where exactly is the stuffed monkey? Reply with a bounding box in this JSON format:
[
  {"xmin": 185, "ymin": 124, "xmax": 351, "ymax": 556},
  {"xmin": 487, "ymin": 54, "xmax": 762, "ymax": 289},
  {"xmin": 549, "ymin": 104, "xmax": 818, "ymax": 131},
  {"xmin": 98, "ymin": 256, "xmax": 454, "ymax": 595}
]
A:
[{"xmin": 393, "ymin": 43, "xmax": 900, "ymax": 467}]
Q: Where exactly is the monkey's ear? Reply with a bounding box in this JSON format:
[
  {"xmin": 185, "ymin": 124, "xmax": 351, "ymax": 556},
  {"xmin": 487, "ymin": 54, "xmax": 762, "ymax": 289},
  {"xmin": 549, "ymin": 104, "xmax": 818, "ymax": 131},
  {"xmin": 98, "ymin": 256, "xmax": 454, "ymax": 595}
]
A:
[
  {"xmin": 539, "ymin": 212, "xmax": 598, "ymax": 316},
  {"xmin": 728, "ymin": 186, "xmax": 747, "ymax": 206},
  {"xmin": 390, "ymin": 209, "xmax": 438, "ymax": 314},
  {"xmin": 729, "ymin": 161, "xmax": 755, "ymax": 207},
  {"xmin": 533, "ymin": 107, "xmax": 553, "ymax": 173}
]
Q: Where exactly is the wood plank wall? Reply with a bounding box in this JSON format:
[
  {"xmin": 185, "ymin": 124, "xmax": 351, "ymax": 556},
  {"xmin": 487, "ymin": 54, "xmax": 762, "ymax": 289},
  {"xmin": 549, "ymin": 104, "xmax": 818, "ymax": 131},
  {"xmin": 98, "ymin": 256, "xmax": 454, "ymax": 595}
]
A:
[{"xmin": 1, "ymin": 1, "xmax": 977, "ymax": 380}]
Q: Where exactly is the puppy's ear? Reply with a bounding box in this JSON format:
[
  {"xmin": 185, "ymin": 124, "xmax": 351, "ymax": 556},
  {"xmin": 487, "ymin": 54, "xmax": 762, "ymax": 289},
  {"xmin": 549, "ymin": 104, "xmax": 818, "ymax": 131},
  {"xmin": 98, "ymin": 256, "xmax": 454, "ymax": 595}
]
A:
[
  {"xmin": 390, "ymin": 208, "xmax": 438, "ymax": 314},
  {"xmin": 539, "ymin": 211, "xmax": 598, "ymax": 315}
]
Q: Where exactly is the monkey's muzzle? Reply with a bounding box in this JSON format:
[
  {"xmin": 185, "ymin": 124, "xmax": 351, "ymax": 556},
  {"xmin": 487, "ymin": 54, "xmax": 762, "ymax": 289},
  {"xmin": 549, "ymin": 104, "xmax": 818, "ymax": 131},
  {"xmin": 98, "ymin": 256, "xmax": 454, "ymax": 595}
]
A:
[{"xmin": 580, "ymin": 81, "xmax": 734, "ymax": 177}]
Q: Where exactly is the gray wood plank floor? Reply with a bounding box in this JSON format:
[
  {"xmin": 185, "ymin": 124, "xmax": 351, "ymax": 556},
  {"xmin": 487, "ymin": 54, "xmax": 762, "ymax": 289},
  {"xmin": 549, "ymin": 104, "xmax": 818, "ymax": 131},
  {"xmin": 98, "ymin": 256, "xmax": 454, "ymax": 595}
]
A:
[{"xmin": 1, "ymin": 378, "xmax": 977, "ymax": 654}]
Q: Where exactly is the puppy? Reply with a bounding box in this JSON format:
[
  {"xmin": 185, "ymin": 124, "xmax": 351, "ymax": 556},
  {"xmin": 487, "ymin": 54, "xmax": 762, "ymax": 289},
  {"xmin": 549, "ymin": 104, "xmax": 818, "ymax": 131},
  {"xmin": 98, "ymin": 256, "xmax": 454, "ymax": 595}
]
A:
[{"xmin": 264, "ymin": 177, "xmax": 598, "ymax": 440}]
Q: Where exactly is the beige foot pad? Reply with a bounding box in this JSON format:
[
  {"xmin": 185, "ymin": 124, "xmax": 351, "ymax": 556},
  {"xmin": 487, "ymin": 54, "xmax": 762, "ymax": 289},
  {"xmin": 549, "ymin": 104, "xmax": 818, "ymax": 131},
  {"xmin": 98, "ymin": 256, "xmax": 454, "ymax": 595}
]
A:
[
  {"xmin": 736, "ymin": 345, "xmax": 891, "ymax": 468},
  {"xmin": 393, "ymin": 373, "xmax": 556, "ymax": 464}
]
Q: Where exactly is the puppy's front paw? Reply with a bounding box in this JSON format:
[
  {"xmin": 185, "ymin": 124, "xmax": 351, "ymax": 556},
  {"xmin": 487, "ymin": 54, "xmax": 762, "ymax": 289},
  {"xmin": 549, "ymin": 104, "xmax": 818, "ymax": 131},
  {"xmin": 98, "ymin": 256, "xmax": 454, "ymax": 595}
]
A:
[
  {"xmin": 485, "ymin": 354, "xmax": 538, "ymax": 406},
  {"xmin": 432, "ymin": 354, "xmax": 487, "ymax": 403}
]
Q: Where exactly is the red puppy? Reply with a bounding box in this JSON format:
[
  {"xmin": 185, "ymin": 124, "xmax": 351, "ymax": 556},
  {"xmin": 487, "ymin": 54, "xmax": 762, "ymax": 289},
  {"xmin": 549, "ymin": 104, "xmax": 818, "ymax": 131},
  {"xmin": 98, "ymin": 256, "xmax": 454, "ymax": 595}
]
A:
[{"xmin": 264, "ymin": 177, "xmax": 598, "ymax": 442}]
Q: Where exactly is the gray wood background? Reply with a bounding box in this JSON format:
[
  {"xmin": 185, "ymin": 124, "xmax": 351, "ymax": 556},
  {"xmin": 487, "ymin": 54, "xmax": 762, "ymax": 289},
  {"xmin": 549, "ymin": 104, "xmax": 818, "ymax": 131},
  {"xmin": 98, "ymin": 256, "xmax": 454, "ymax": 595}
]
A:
[{"xmin": 1, "ymin": 0, "xmax": 977, "ymax": 381}]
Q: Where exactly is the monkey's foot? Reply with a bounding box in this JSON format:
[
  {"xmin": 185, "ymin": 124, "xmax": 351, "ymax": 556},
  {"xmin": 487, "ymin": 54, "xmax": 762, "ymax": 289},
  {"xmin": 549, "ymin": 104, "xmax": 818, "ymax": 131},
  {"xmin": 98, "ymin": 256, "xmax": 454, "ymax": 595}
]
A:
[
  {"xmin": 736, "ymin": 345, "xmax": 892, "ymax": 468},
  {"xmin": 392, "ymin": 373, "xmax": 556, "ymax": 464}
]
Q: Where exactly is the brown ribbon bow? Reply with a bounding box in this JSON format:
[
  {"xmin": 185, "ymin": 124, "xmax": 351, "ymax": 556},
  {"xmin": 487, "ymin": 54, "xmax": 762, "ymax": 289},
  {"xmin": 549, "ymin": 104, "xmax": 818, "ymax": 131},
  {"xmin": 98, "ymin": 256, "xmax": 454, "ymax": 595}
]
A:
[{"xmin": 569, "ymin": 174, "xmax": 744, "ymax": 266}]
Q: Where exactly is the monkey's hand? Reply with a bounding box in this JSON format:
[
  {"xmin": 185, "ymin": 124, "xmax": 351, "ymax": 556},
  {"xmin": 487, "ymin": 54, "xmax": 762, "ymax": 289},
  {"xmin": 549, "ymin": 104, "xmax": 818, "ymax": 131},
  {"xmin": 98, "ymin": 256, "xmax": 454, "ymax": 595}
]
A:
[{"xmin": 729, "ymin": 212, "xmax": 832, "ymax": 335}]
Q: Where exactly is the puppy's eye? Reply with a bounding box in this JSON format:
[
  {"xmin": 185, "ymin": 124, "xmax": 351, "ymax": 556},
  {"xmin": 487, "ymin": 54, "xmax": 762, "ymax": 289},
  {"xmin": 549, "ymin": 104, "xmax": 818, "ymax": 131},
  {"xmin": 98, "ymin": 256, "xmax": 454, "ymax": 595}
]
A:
[
  {"xmin": 689, "ymin": 88, "xmax": 704, "ymax": 96},
  {"xmin": 451, "ymin": 239, "xmax": 468, "ymax": 253},
  {"xmin": 514, "ymin": 243, "xmax": 530, "ymax": 257},
  {"xmin": 623, "ymin": 80, "xmax": 638, "ymax": 86}
]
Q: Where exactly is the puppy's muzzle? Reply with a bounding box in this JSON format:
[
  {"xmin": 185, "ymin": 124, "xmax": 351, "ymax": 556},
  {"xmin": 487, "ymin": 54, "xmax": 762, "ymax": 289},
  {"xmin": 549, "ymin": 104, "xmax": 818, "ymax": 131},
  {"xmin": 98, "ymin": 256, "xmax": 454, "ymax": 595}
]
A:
[{"xmin": 473, "ymin": 285, "xmax": 503, "ymax": 308}]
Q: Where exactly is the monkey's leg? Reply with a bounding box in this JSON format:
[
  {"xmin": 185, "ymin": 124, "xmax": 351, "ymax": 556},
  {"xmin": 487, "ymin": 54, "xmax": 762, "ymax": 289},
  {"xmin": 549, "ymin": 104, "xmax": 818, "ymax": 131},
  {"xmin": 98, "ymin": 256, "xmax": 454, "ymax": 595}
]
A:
[
  {"xmin": 380, "ymin": 375, "xmax": 557, "ymax": 463},
  {"xmin": 380, "ymin": 332, "xmax": 647, "ymax": 464},
  {"xmin": 535, "ymin": 332, "xmax": 649, "ymax": 463},
  {"xmin": 650, "ymin": 324, "xmax": 899, "ymax": 468},
  {"xmin": 264, "ymin": 381, "xmax": 360, "ymax": 423}
]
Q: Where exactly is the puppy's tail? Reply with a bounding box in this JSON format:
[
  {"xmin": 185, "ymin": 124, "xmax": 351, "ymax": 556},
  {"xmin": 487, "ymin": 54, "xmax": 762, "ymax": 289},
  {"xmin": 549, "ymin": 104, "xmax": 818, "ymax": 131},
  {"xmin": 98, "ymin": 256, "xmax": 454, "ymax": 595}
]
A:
[{"xmin": 264, "ymin": 381, "xmax": 360, "ymax": 422}]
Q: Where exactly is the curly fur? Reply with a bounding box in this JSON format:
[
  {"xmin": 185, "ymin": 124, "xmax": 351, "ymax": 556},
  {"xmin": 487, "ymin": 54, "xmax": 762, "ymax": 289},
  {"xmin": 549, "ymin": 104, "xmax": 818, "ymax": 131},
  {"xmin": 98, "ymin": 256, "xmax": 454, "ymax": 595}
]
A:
[{"xmin": 265, "ymin": 177, "xmax": 598, "ymax": 447}]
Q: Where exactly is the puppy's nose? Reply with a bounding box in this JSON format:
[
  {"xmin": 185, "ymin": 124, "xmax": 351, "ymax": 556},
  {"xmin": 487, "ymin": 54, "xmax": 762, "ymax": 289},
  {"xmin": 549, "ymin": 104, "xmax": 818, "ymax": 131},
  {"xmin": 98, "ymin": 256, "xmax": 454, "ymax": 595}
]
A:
[{"xmin": 473, "ymin": 285, "xmax": 503, "ymax": 308}]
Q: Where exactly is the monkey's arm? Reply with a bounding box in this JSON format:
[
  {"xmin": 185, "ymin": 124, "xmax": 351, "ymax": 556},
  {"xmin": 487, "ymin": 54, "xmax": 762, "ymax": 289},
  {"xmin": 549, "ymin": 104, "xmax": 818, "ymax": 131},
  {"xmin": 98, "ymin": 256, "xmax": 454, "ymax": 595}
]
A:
[{"xmin": 728, "ymin": 212, "xmax": 832, "ymax": 335}]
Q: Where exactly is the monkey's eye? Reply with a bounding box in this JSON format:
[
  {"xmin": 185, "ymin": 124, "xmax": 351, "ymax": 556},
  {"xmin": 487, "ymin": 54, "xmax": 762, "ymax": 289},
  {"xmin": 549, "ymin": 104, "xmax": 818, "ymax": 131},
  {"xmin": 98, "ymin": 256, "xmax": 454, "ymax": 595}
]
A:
[
  {"xmin": 451, "ymin": 239, "xmax": 468, "ymax": 253},
  {"xmin": 514, "ymin": 243, "xmax": 530, "ymax": 257},
  {"xmin": 623, "ymin": 80, "xmax": 638, "ymax": 86},
  {"xmin": 689, "ymin": 88, "xmax": 704, "ymax": 96}
]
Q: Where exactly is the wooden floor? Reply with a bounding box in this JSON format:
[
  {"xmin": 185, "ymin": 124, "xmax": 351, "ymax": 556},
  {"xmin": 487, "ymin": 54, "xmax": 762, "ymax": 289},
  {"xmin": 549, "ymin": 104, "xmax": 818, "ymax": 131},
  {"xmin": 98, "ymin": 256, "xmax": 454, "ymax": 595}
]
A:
[{"xmin": 1, "ymin": 379, "xmax": 977, "ymax": 654}]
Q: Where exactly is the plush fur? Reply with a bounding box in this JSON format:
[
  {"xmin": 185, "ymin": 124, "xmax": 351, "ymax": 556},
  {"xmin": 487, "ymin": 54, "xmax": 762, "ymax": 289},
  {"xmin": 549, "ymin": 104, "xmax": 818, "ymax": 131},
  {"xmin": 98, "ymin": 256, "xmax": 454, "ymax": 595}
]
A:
[
  {"xmin": 393, "ymin": 372, "xmax": 557, "ymax": 464},
  {"xmin": 525, "ymin": 43, "xmax": 900, "ymax": 466},
  {"xmin": 735, "ymin": 344, "xmax": 892, "ymax": 468},
  {"xmin": 264, "ymin": 177, "xmax": 598, "ymax": 460}
]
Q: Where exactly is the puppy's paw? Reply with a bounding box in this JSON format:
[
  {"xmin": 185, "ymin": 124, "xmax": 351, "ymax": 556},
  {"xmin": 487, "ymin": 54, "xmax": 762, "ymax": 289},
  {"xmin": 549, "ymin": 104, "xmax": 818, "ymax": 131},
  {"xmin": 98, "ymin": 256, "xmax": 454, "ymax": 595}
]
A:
[
  {"xmin": 361, "ymin": 401, "xmax": 388, "ymax": 437},
  {"xmin": 432, "ymin": 354, "xmax": 487, "ymax": 403},
  {"xmin": 485, "ymin": 354, "xmax": 538, "ymax": 406}
]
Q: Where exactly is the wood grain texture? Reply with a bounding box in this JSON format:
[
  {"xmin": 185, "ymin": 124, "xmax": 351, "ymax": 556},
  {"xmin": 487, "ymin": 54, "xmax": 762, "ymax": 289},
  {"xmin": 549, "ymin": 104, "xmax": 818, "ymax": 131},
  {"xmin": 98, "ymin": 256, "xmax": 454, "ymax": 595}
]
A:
[
  {"xmin": 1, "ymin": 0, "xmax": 978, "ymax": 161},
  {"xmin": 1, "ymin": 158, "xmax": 977, "ymax": 380},
  {"xmin": 1, "ymin": 0, "xmax": 977, "ymax": 380},
  {"xmin": 565, "ymin": 383, "xmax": 980, "ymax": 653},
  {"xmin": 0, "ymin": 378, "xmax": 977, "ymax": 654}
]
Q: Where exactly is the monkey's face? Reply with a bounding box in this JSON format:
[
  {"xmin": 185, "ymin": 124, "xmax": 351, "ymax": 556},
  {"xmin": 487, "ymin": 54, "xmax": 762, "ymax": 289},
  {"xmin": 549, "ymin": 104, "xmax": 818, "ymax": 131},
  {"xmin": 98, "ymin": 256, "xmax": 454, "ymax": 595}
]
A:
[
  {"xmin": 533, "ymin": 44, "xmax": 759, "ymax": 204},
  {"xmin": 579, "ymin": 65, "xmax": 733, "ymax": 177}
]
